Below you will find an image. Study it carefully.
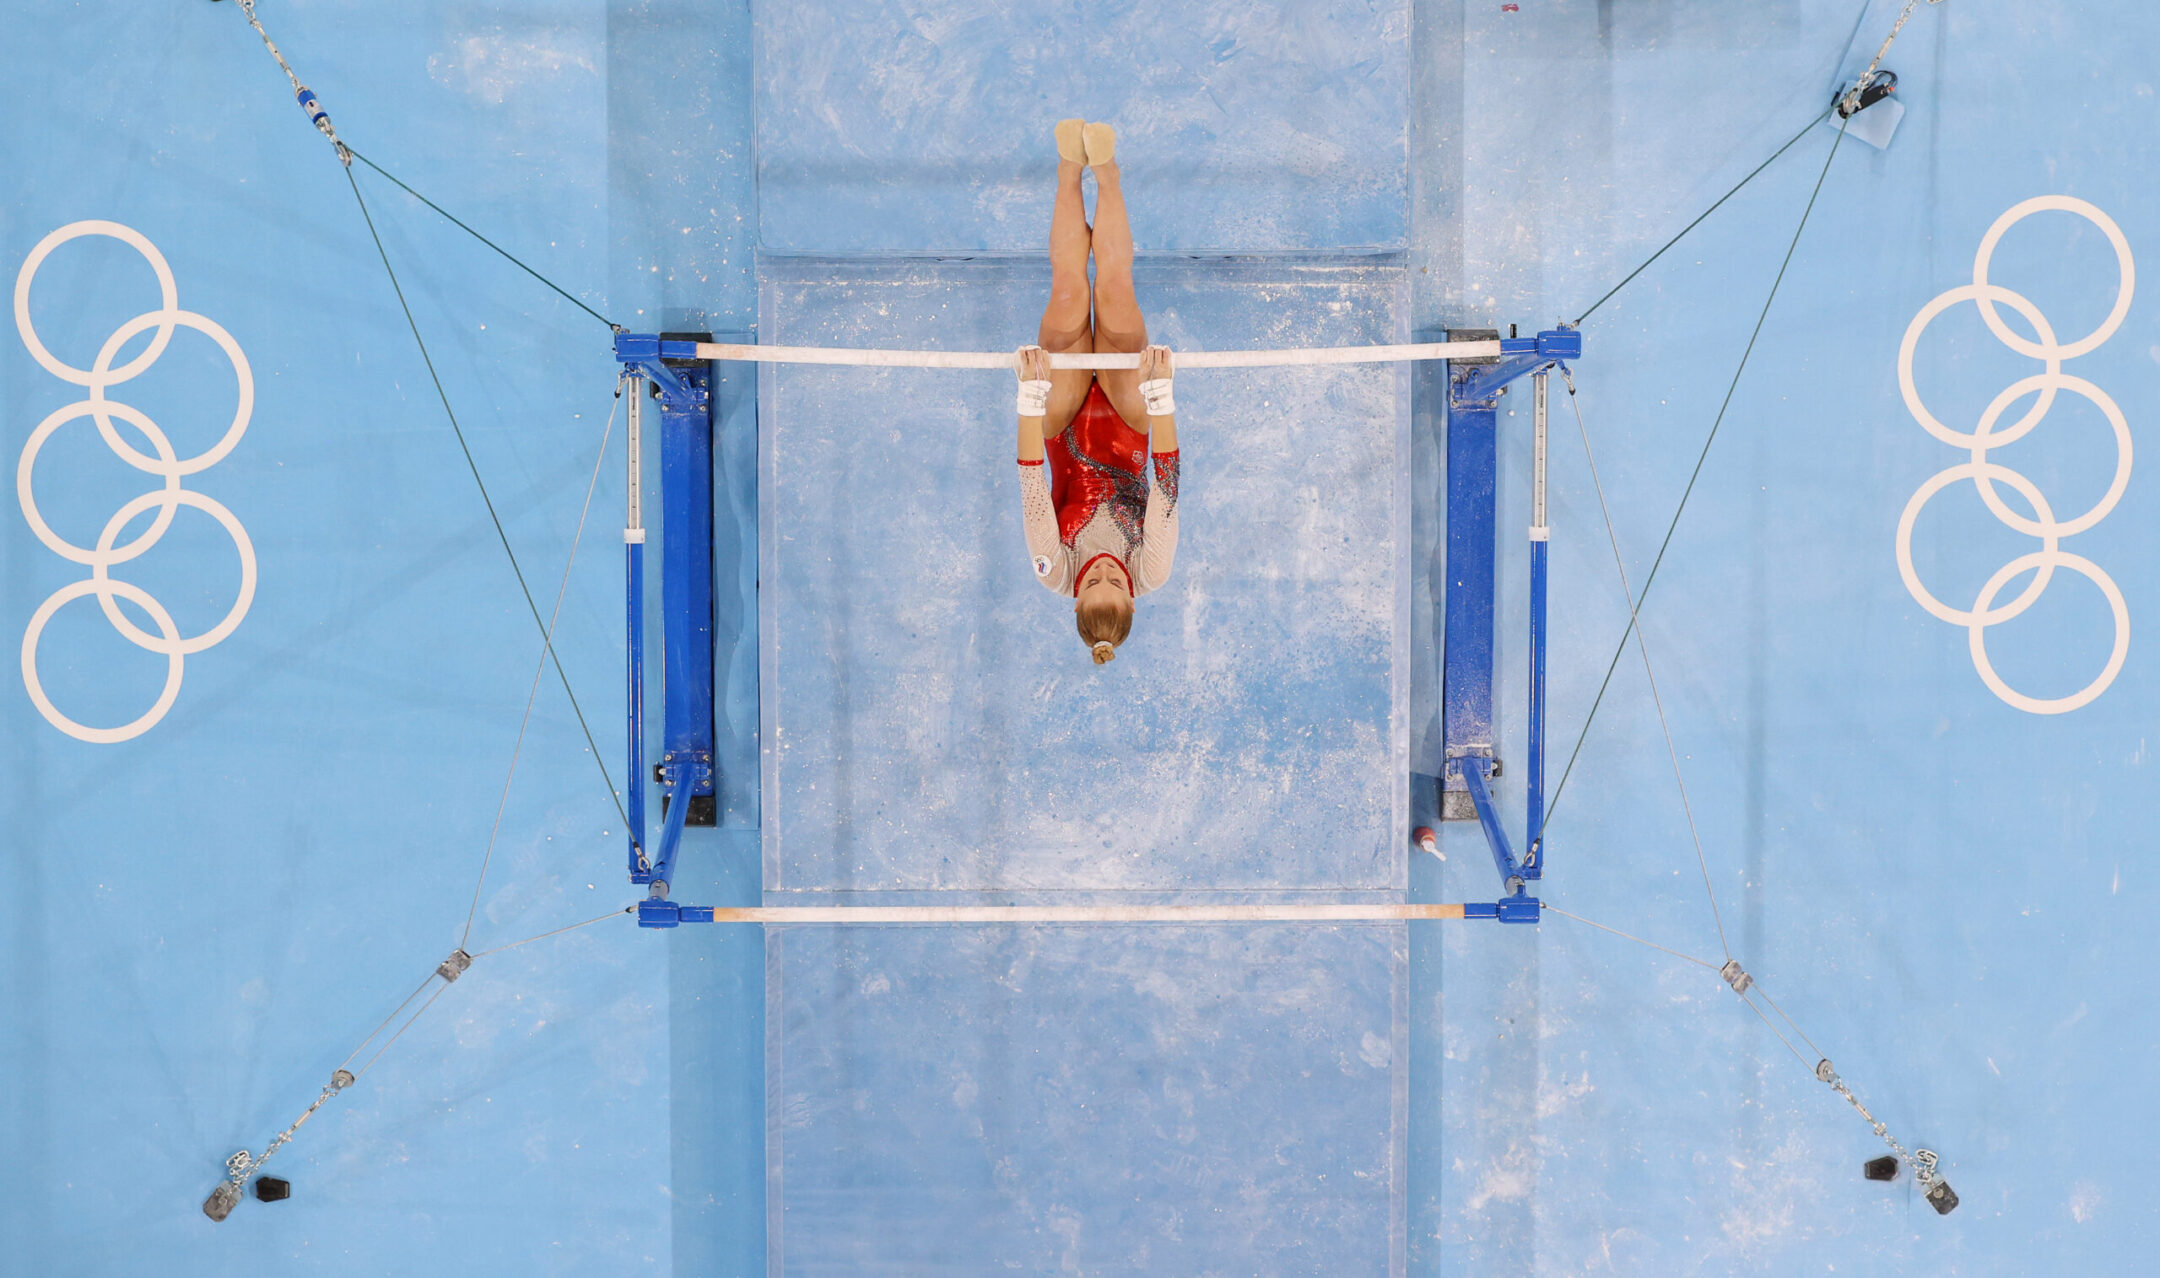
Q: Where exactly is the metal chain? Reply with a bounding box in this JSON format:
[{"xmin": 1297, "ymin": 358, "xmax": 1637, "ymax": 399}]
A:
[
  {"xmin": 233, "ymin": 0, "xmax": 352, "ymax": 164},
  {"xmin": 204, "ymin": 1066, "xmax": 356, "ymax": 1216},
  {"xmin": 205, "ymin": 906, "xmax": 631, "ymax": 1219},
  {"xmin": 1559, "ymin": 360, "xmax": 1957, "ymax": 1210},
  {"xmin": 1816, "ymin": 1058, "xmax": 1940, "ymax": 1190},
  {"xmin": 224, "ymin": 1068, "xmax": 355, "ymax": 1185},
  {"xmin": 1840, "ymin": 0, "xmax": 1946, "ymax": 116}
]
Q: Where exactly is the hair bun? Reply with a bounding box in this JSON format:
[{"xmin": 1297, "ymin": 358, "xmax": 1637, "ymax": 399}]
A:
[{"xmin": 1091, "ymin": 640, "xmax": 1116, "ymax": 665}]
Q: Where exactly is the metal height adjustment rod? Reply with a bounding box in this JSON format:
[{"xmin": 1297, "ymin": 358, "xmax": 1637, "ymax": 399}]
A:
[{"xmin": 1523, "ymin": 370, "xmax": 1551, "ymax": 878}]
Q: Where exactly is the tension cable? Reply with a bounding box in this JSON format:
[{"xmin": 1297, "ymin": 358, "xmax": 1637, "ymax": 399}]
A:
[
  {"xmin": 1558, "ymin": 366, "xmax": 1734, "ymax": 963},
  {"xmin": 202, "ymin": 906, "xmax": 635, "ymax": 1220},
  {"xmin": 347, "ymin": 147, "xmax": 619, "ymax": 331},
  {"xmin": 224, "ymin": 0, "xmax": 628, "ymax": 827},
  {"xmin": 1545, "ymin": 113, "xmax": 1853, "ymax": 829},
  {"xmin": 462, "ymin": 383, "xmax": 624, "ymax": 949},
  {"xmin": 1573, "ymin": 108, "xmax": 1828, "ymax": 327},
  {"xmin": 1546, "ymin": 909, "xmax": 1958, "ymax": 1214},
  {"xmin": 1545, "ymin": 366, "xmax": 1959, "ymax": 1213},
  {"xmin": 229, "ymin": 2, "xmax": 611, "ymax": 328}
]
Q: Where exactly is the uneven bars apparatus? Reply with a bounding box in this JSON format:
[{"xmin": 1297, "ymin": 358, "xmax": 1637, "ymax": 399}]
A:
[{"xmin": 613, "ymin": 327, "xmax": 1581, "ymax": 928}]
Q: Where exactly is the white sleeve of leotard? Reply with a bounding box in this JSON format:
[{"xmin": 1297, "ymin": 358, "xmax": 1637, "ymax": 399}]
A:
[
  {"xmin": 1017, "ymin": 461, "xmax": 1075, "ymax": 595},
  {"xmin": 1135, "ymin": 450, "xmax": 1181, "ymax": 595}
]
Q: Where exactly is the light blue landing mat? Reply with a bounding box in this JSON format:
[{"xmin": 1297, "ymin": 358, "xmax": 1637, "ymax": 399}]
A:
[
  {"xmin": 756, "ymin": 254, "xmax": 1414, "ymax": 1266},
  {"xmin": 767, "ymin": 923, "xmax": 1404, "ymax": 1274}
]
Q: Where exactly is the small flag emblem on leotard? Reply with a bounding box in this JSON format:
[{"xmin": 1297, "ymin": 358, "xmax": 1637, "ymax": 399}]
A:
[{"xmin": 1033, "ymin": 555, "xmax": 1053, "ymax": 577}]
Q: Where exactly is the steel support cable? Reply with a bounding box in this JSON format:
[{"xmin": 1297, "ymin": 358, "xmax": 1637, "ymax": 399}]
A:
[
  {"xmin": 208, "ymin": 2, "xmax": 654, "ymax": 1219},
  {"xmin": 1544, "ymin": 117, "xmax": 1853, "ymax": 829},
  {"xmin": 1574, "ymin": 0, "xmax": 1938, "ymax": 325},
  {"xmin": 336, "ymin": 970, "xmax": 438, "ymax": 1075},
  {"xmin": 1746, "ymin": 982, "xmax": 1828, "ymax": 1064},
  {"xmin": 235, "ymin": 2, "xmax": 609, "ymax": 329},
  {"xmin": 1558, "ymin": 375, "xmax": 1736, "ymax": 962},
  {"xmin": 353, "ymin": 905, "xmax": 638, "ymax": 1078},
  {"xmin": 1552, "ymin": 903, "xmax": 1938, "ymax": 1193},
  {"xmin": 1550, "ymin": 905, "xmax": 1820, "ymax": 1078},
  {"xmin": 230, "ymin": 0, "xmax": 626, "ymax": 828},
  {"xmin": 1737, "ymin": 987, "xmax": 1817, "ymax": 1069},
  {"xmin": 1542, "ymin": 904, "xmax": 1719, "ymax": 971},
  {"xmin": 460, "ymin": 386, "xmax": 624, "ymax": 948},
  {"xmin": 469, "ymin": 906, "xmax": 637, "ymax": 959},
  {"xmin": 1553, "ymin": 905, "xmax": 1846, "ymax": 1080},
  {"xmin": 1544, "ymin": 371, "xmax": 1941, "ymax": 1194},
  {"xmin": 214, "ymin": 903, "xmax": 635, "ymax": 1217},
  {"xmin": 1548, "ymin": 381, "xmax": 1932, "ymax": 1181},
  {"xmin": 346, "ymin": 147, "xmax": 616, "ymax": 331},
  {"xmin": 1740, "ymin": 972, "xmax": 1937, "ymax": 1204},
  {"xmin": 1572, "ymin": 108, "xmax": 1831, "ymax": 326},
  {"xmin": 345, "ymin": 907, "xmax": 637, "ymax": 1082},
  {"xmin": 342, "ymin": 166, "xmax": 627, "ymax": 829}
]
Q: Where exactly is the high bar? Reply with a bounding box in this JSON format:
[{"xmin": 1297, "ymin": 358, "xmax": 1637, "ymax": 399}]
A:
[
  {"xmin": 703, "ymin": 903, "xmax": 1470, "ymax": 923},
  {"xmin": 688, "ymin": 339, "xmax": 1508, "ymax": 369}
]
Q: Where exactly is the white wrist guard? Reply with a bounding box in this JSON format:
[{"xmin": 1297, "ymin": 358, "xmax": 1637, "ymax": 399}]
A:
[
  {"xmin": 1016, "ymin": 379, "xmax": 1052, "ymax": 417},
  {"xmin": 1139, "ymin": 378, "xmax": 1175, "ymax": 417}
]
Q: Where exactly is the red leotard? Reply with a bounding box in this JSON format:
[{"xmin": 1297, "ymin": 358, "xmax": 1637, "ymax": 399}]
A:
[{"xmin": 1043, "ymin": 381, "xmax": 1151, "ymax": 546}]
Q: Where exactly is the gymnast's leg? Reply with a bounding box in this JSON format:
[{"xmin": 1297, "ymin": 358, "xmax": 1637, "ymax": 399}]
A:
[
  {"xmin": 1082, "ymin": 124, "xmax": 1151, "ymax": 430},
  {"xmin": 1036, "ymin": 120, "xmax": 1096, "ymax": 437}
]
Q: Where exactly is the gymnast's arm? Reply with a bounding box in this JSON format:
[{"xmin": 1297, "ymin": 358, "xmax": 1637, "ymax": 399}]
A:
[
  {"xmin": 1135, "ymin": 345, "xmax": 1180, "ymax": 592},
  {"xmin": 1015, "ymin": 345, "xmax": 1073, "ymax": 594}
]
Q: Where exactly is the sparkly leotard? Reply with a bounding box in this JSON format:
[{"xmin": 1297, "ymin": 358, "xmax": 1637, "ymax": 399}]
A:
[{"xmin": 1017, "ymin": 381, "xmax": 1180, "ymax": 597}]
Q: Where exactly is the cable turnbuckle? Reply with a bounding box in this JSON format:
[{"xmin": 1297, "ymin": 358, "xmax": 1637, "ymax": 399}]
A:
[{"xmin": 436, "ymin": 949, "xmax": 474, "ymax": 983}]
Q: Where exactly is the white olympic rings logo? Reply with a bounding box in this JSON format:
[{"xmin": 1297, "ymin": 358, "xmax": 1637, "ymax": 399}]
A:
[
  {"xmin": 1895, "ymin": 195, "xmax": 2133, "ymax": 715},
  {"xmin": 13, "ymin": 220, "xmax": 256, "ymax": 743}
]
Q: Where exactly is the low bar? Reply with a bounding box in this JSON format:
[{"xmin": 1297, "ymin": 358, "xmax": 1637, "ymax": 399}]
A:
[
  {"xmin": 706, "ymin": 903, "xmax": 1471, "ymax": 923},
  {"xmin": 679, "ymin": 338, "xmax": 1506, "ymax": 369},
  {"xmin": 634, "ymin": 900, "xmax": 1550, "ymax": 928}
]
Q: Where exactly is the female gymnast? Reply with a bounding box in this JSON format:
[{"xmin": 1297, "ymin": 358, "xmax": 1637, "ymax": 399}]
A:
[{"xmin": 1014, "ymin": 120, "xmax": 1181, "ymax": 665}]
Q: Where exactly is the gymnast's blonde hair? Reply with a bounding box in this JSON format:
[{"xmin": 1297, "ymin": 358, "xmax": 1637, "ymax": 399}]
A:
[{"xmin": 1077, "ymin": 594, "xmax": 1133, "ymax": 665}]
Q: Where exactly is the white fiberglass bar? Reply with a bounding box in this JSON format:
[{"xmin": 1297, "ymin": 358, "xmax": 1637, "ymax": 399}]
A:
[
  {"xmin": 690, "ymin": 339, "xmax": 1504, "ymax": 369},
  {"xmin": 707, "ymin": 903, "xmax": 1470, "ymax": 924}
]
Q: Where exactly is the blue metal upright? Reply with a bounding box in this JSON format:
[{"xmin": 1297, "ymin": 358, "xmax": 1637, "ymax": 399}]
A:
[
  {"xmin": 656, "ymin": 336, "xmax": 718, "ymax": 841},
  {"xmin": 1437, "ymin": 327, "xmax": 1578, "ymax": 918},
  {"xmin": 616, "ymin": 332, "xmax": 720, "ymax": 911},
  {"xmin": 1440, "ymin": 328, "xmax": 1501, "ymax": 825}
]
